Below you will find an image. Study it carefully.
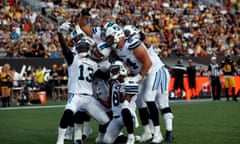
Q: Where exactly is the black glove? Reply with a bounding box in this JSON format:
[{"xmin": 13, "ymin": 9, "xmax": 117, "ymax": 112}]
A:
[{"xmin": 81, "ymin": 8, "xmax": 91, "ymax": 16}]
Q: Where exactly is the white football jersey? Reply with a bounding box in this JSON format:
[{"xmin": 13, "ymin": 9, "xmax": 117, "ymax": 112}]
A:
[
  {"xmin": 67, "ymin": 55, "xmax": 98, "ymax": 94},
  {"xmin": 111, "ymin": 80, "xmax": 139, "ymax": 117},
  {"xmin": 116, "ymin": 38, "xmax": 143, "ymax": 75},
  {"xmin": 111, "ymin": 81, "xmax": 122, "ymax": 117},
  {"xmin": 116, "ymin": 38, "xmax": 163, "ymax": 75},
  {"xmin": 92, "ymin": 27, "xmax": 104, "ymax": 44},
  {"xmin": 92, "ymin": 59, "xmax": 111, "ymax": 101},
  {"xmin": 146, "ymin": 45, "xmax": 165, "ymax": 69},
  {"xmin": 93, "ymin": 77, "xmax": 109, "ymax": 101}
]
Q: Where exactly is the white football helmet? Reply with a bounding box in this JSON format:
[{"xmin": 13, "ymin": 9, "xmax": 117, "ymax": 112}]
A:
[
  {"xmin": 105, "ymin": 24, "xmax": 124, "ymax": 48},
  {"xmin": 92, "ymin": 26, "xmax": 106, "ymax": 42},
  {"xmin": 104, "ymin": 22, "xmax": 118, "ymax": 30},
  {"xmin": 71, "ymin": 27, "xmax": 85, "ymax": 43},
  {"xmin": 90, "ymin": 42, "xmax": 111, "ymax": 61},
  {"xmin": 123, "ymin": 25, "xmax": 140, "ymax": 39},
  {"xmin": 75, "ymin": 36, "xmax": 95, "ymax": 57},
  {"xmin": 110, "ymin": 60, "xmax": 128, "ymax": 80}
]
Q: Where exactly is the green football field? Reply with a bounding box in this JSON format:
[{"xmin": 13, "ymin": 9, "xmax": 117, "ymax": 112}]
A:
[{"xmin": 0, "ymin": 99, "xmax": 239, "ymax": 144}]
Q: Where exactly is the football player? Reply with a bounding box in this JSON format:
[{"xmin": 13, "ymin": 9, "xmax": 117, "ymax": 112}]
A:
[
  {"xmin": 101, "ymin": 60, "xmax": 139, "ymax": 144},
  {"xmin": 221, "ymin": 55, "xmax": 238, "ymax": 102},
  {"xmin": 78, "ymin": 9, "xmax": 114, "ymax": 143},
  {"xmin": 105, "ymin": 24, "xmax": 163, "ymax": 143},
  {"xmin": 55, "ymin": 33, "xmax": 110, "ymax": 144},
  {"xmin": 124, "ymin": 25, "xmax": 174, "ymax": 142}
]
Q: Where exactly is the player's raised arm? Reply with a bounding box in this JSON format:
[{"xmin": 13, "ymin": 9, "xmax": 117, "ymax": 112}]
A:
[
  {"xmin": 79, "ymin": 8, "xmax": 93, "ymax": 37},
  {"xmin": 57, "ymin": 32, "xmax": 74, "ymax": 65}
]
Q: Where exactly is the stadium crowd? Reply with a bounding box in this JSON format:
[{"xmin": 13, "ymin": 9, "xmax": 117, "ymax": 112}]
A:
[{"xmin": 0, "ymin": 0, "xmax": 240, "ymax": 58}]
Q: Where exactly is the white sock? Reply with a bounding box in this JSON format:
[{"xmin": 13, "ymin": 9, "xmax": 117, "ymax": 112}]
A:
[
  {"xmin": 66, "ymin": 126, "xmax": 73, "ymax": 135},
  {"xmin": 56, "ymin": 127, "xmax": 66, "ymax": 144},
  {"xmin": 154, "ymin": 126, "xmax": 162, "ymax": 136},
  {"xmin": 74, "ymin": 124, "xmax": 83, "ymax": 141},
  {"xmin": 149, "ymin": 120, "xmax": 154, "ymax": 134},
  {"xmin": 84, "ymin": 121, "xmax": 90, "ymax": 129},
  {"xmin": 128, "ymin": 133, "xmax": 134, "ymax": 138},
  {"xmin": 143, "ymin": 124, "xmax": 151, "ymax": 133},
  {"xmin": 163, "ymin": 113, "xmax": 174, "ymax": 131}
]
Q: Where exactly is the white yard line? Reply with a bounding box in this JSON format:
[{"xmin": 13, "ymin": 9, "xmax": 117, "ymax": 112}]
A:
[
  {"xmin": 0, "ymin": 98, "xmax": 214, "ymax": 111},
  {"xmin": 0, "ymin": 105, "xmax": 65, "ymax": 110}
]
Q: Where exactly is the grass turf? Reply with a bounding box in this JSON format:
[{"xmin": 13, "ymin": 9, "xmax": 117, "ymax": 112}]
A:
[{"xmin": 0, "ymin": 99, "xmax": 239, "ymax": 144}]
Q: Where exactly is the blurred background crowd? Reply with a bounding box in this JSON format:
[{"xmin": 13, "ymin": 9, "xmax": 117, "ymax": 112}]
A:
[{"xmin": 0, "ymin": 0, "xmax": 240, "ymax": 58}]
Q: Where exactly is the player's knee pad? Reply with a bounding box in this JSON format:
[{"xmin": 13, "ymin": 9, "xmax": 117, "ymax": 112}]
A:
[
  {"xmin": 121, "ymin": 108, "xmax": 132, "ymax": 120},
  {"xmin": 74, "ymin": 111, "xmax": 85, "ymax": 124},
  {"xmin": 122, "ymin": 108, "xmax": 134, "ymax": 133},
  {"xmin": 99, "ymin": 122, "xmax": 109, "ymax": 133},
  {"xmin": 146, "ymin": 102, "xmax": 159, "ymax": 125},
  {"xmin": 83, "ymin": 112, "xmax": 91, "ymax": 121},
  {"xmin": 161, "ymin": 107, "xmax": 174, "ymax": 120},
  {"xmin": 138, "ymin": 107, "xmax": 149, "ymax": 125},
  {"xmin": 60, "ymin": 109, "xmax": 74, "ymax": 128},
  {"xmin": 146, "ymin": 101, "xmax": 158, "ymax": 113},
  {"xmin": 163, "ymin": 113, "xmax": 174, "ymax": 120}
]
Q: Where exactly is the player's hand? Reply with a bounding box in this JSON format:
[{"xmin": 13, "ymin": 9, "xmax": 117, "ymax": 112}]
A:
[
  {"xmin": 124, "ymin": 74, "xmax": 143, "ymax": 83},
  {"xmin": 81, "ymin": 8, "xmax": 91, "ymax": 16}
]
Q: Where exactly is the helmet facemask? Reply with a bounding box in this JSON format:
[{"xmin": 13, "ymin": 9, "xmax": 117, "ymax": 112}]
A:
[{"xmin": 110, "ymin": 61, "xmax": 128, "ymax": 80}]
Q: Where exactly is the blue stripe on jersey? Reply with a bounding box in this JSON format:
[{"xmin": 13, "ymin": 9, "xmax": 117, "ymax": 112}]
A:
[
  {"xmin": 128, "ymin": 40, "xmax": 141, "ymax": 49},
  {"xmin": 125, "ymin": 84, "xmax": 139, "ymax": 94},
  {"xmin": 92, "ymin": 28, "xmax": 97, "ymax": 34},
  {"xmin": 152, "ymin": 70, "xmax": 161, "ymax": 90},
  {"xmin": 160, "ymin": 68, "xmax": 167, "ymax": 93}
]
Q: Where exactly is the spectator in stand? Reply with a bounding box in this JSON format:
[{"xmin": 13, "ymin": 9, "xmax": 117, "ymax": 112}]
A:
[
  {"xmin": 10, "ymin": 28, "xmax": 19, "ymax": 40},
  {"xmin": 0, "ymin": 0, "xmax": 240, "ymax": 58}
]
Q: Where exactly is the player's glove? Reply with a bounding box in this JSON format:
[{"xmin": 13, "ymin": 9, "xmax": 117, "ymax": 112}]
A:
[
  {"xmin": 81, "ymin": 8, "xmax": 91, "ymax": 16},
  {"xmin": 124, "ymin": 74, "xmax": 143, "ymax": 83}
]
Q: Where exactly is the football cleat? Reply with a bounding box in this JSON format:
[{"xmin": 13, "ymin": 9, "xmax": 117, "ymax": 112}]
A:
[
  {"xmin": 165, "ymin": 131, "xmax": 174, "ymax": 143},
  {"xmin": 135, "ymin": 135, "xmax": 141, "ymax": 142},
  {"xmin": 74, "ymin": 139, "xmax": 82, "ymax": 144},
  {"xmin": 140, "ymin": 130, "xmax": 152, "ymax": 142},
  {"xmin": 95, "ymin": 133, "xmax": 104, "ymax": 143},
  {"xmin": 151, "ymin": 132, "xmax": 163, "ymax": 144},
  {"xmin": 82, "ymin": 126, "xmax": 93, "ymax": 141},
  {"xmin": 126, "ymin": 134, "xmax": 135, "ymax": 144},
  {"xmin": 64, "ymin": 127, "xmax": 73, "ymax": 141}
]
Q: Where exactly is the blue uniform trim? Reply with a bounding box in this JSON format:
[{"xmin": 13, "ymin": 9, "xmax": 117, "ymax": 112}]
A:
[
  {"xmin": 152, "ymin": 70, "xmax": 160, "ymax": 90},
  {"xmin": 92, "ymin": 27, "xmax": 97, "ymax": 34},
  {"xmin": 160, "ymin": 68, "xmax": 167, "ymax": 93},
  {"xmin": 128, "ymin": 40, "xmax": 141, "ymax": 50}
]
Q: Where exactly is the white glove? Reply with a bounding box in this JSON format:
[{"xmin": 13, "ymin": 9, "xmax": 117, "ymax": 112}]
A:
[{"xmin": 124, "ymin": 74, "xmax": 143, "ymax": 83}]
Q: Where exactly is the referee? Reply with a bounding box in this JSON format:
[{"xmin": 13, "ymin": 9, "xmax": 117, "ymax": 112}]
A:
[{"xmin": 208, "ymin": 56, "xmax": 221, "ymax": 100}]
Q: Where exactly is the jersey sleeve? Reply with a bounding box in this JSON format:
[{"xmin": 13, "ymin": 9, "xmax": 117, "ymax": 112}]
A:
[
  {"xmin": 127, "ymin": 38, "xmax": 141, "ymax": 50},
  {"xmin": 123, "ymin": 81, "xmax": 139, "ymax": 94}
]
